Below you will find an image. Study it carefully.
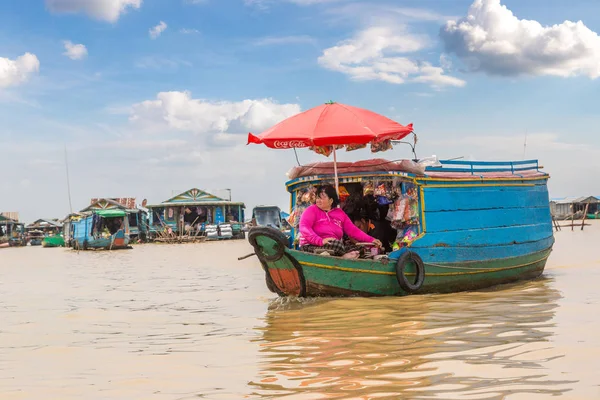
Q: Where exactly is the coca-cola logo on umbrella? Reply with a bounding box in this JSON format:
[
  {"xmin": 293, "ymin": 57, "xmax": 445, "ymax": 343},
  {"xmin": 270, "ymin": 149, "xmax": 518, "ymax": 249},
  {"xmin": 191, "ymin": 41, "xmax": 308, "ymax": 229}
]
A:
[{"xmin": 272, "ymin": 140, "xmax": 309, "ymax": 149}]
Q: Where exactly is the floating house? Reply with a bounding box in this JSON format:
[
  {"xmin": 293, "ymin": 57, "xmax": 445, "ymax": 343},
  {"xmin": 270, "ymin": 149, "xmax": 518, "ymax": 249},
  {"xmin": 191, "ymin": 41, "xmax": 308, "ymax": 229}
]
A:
[
  {"xmin": 550, "ymin": 196, "xmax": 600, "ymax": 219},
  {"xmin": 81, "ymin": 198, "xmax": 148, "ymax": 241},
  {"xmin": 0, "ymin": 214, "xmax": 26, "ymax": 247},
  {"xmin": 25, "ymin": 218, "xmax": 63, "ymax": 235},
  {"xmin": 147, "ymin": 188, "xmax": 245, "ymax": 240}
]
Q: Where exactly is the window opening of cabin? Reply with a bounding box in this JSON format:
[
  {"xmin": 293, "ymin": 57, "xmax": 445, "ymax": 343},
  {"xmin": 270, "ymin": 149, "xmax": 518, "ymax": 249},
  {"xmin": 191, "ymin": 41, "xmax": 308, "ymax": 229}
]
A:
[
  {"xmin": 152, "ymin": 207, "xmax": 165, "ymax": 226},
  {"xmin": 128, "ymin": 213, "xmax": 138, "ymax": 228},
  {"xmin": 289, "ymin": 177, "xmax": 422, "ymax": 256}
]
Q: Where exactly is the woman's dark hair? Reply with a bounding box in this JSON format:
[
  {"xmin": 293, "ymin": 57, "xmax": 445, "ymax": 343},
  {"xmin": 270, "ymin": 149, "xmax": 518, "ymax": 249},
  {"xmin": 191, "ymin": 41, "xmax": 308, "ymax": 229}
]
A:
[{"xmin": 316, "ymin": 185, "xmax": 340, "ymax": 207}]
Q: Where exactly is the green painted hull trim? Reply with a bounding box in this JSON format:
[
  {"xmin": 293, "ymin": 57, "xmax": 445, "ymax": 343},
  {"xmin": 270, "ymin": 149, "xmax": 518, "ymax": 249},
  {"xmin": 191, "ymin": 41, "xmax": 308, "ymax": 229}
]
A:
[{"xmin": 249, "ymin": 228, "xmax": 552, "ymax": 297}]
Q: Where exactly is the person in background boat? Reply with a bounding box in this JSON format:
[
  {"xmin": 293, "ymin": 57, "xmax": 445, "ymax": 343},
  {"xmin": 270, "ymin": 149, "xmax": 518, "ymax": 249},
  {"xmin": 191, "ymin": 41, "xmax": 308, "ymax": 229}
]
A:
[{"xmin": 299, "ymin": 185, "xmax": 382, "ymax": 259}]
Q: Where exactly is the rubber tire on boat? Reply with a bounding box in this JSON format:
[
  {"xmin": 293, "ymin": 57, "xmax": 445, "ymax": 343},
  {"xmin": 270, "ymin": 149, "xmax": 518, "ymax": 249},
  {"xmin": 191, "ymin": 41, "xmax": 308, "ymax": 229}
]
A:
[
  {"xmin": 248, "ymin": 227, "xmax": 288, "ymax": 262},
  {"xmin": 395, "ymin": 251, "xmax": 425, "ymax": 293}
]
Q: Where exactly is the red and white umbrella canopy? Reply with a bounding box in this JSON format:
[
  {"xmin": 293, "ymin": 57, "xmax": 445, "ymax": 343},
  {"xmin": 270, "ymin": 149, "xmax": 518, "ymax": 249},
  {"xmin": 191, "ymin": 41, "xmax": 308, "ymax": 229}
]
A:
[{"xmin": 247, "ymin": 102, "xmax": 413, "ymax": 152}]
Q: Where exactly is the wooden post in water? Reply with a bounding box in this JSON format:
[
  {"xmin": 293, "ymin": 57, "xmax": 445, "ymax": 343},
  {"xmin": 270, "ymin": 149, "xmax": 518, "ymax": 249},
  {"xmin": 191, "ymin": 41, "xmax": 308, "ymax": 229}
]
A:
[
  {"xmin": 552, "ymin": 215, "xmax": 561, "ymax": 231},
  {"xmin": 581, "ymin": 203, "xmax": 589, "ymax": 231}
]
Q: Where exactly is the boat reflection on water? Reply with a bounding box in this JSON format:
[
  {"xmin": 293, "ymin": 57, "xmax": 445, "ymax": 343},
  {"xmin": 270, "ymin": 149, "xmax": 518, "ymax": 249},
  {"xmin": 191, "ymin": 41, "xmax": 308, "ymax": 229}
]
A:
[{"xmin": 250, "ymin": 278, "xmax": 576, "ymax": 399}]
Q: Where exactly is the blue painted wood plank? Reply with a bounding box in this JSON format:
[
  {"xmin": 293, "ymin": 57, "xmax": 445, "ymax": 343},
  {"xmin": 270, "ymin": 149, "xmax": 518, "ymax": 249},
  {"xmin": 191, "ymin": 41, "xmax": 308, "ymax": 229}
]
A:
[
  {"xmin": 425, "ymin": 166, "xmax": 542, "ymax": 173},
  {"xmin": 425, "ymin": 207, "xmax": 551, "ymax": 232},
  {"xmin": 439, "ymin": 159, "xmax": 538, "ymax": 166},
  {"xmin": 413, "ymin": 222, "xmax": 552, "ymax": 247},
  {"xmin": 404, "ymin": 236, "xmax": 555, "ymax": 263},
  {"xmin": 423, "ymin": 186, "xmax": 550, "ymax": 212}
]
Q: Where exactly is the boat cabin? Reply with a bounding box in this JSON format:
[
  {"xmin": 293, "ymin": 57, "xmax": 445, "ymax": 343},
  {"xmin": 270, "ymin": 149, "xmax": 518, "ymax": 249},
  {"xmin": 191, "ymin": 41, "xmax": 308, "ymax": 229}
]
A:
[
  {"xmin": 70, "ymin": 210, "xmax": 130, "ymax": 250},
  {"xmin": 147, "ymin": 188, "xmax": 245, "ymax": 240},
  {"xmin": 82, "ymin": 198, "xmax": 148, "ymax": 242},
  {"xmin": 0, "ymin": 216, "xmax": 26, "ymax": 247},
  {"xmin": 286, "ymin": 158, "xmax": 552, "ymax": 260}
]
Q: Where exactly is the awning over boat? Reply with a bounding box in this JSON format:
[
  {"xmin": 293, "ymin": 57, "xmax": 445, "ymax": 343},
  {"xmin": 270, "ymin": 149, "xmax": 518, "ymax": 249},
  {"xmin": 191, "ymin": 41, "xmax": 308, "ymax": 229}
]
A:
[{"xmin": 95, "ymin": 209, "xmax": 127, "ymax": 217}]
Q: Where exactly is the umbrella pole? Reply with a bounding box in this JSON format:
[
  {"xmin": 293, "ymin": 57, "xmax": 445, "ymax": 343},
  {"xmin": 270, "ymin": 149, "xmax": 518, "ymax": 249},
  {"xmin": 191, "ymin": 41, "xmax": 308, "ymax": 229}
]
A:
[{"xmin": 333, "ymin": 147, "xmax": 340, "ymax": 196}]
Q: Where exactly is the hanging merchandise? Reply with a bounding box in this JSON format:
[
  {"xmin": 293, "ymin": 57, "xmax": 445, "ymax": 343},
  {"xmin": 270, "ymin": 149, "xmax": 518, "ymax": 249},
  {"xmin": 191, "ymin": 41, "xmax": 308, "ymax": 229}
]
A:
[
  {"xmin": 338, "ymin": 185, "xmax": 350, "ymax": 202},
  {"xmin": 395, "ymin": 225, "xmax": 419, "ymax": 248},
  {"xmin": 374, "ymin": 182, "xmax": 393, "ymax": 205},
  {"xmin": 309, "ymin": 145, "xmax": 334, "ymax": 157},
  {"xmin": 371, "ymin": 139, "xmax": 393, "ymax": 153},
  {"xmin": 363, "ymin": 182, "xmax": 374, "ymax": 196},
  {"xmin": 289, "ymin": 186, "xmax": 316, "ymax": 229},
  {"xmin": 346, "ymin": 143, "xmax": 367, "ymax": 152}
]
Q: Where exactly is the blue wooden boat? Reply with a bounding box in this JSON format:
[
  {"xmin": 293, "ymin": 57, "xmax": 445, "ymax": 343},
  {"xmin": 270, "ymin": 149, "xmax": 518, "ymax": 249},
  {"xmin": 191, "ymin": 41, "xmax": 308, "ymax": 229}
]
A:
[
  {"xmin": 71, "ymin": 210, "xmax": 131, "ymax": 250},
  {"xmin": 28, "ymin": 230, "xmax": 44, "ymax": 246},
  {"xmin": 247, "ymin": 159, "xmax": 554, "ymax": 297}
]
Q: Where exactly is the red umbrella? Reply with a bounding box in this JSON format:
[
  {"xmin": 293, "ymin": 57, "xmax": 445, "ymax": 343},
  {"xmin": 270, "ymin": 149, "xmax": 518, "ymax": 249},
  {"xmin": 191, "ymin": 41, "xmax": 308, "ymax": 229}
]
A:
[
  {"xmin": 247, "ymin": 101, "xmax": 413, "ymax": 193},
  {"xmin": 248, "ymin": 102, "xmax": 413, "ymax": 149}
]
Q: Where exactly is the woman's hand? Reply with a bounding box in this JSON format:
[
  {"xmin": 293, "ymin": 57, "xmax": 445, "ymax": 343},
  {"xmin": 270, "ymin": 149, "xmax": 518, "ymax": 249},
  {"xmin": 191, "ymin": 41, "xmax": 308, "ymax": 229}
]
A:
[
  {"xmin": 372, "ymin": 239, "xmax": 383, "ymax": 248},
  {"xmin": 322, "ymin": 237, "xmax": 335, "ymax": 245}
]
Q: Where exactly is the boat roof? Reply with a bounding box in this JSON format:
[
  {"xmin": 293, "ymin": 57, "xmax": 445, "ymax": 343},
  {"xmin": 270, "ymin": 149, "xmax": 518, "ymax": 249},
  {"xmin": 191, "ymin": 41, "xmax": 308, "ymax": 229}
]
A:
[{"xmin": 286, "ymin": 158, "xmax": 548, "ymax": 188}]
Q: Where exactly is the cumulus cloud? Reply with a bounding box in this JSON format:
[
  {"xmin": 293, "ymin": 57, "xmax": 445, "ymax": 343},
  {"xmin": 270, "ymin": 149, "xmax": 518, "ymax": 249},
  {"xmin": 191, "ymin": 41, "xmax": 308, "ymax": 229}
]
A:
[
  {"xmin": 0, "ymin": 53, "xmax": 40, "ymax": 88},
  {"xmin": 129, "ymin": 91, "xmax": 301, "ymax": 139},
  {"xmin": 149, "ymin": 21, "xmax": 167, "ymax": 39},
  {"xmin": 45, "ymin": 0, "xmax": 142, "ymax": 22},
  {"xmin": 440, "ymin": 0, "xmax": 600, "ymax": 78},
  {"xmin": 62, "ymin": 40, "xmax": 88, "ymax": 60},
  {"xmin": 318, "ymin": 26, "xmax": 465, "ymax": 88}
]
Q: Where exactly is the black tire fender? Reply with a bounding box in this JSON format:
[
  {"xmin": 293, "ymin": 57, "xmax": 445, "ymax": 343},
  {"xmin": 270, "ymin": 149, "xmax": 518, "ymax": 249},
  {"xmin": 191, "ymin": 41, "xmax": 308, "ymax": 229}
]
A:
[
  {"xmin": 248, "ymin": 227, "xmax": 288, "ymax": 262},
  {"xmin": 395, "ymin": 251, "xmax": 425, "ymax": 293}
]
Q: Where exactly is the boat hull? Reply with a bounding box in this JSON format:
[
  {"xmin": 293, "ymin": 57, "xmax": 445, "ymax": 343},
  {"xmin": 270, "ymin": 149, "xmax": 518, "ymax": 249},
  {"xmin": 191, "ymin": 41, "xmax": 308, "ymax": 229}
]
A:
[
  {"xmin": 42, "ymin": 235, "xmax": 65, "ymax": 248},
  {"xmin": 249, "ymin": 228, "xmax": 553, "ymax": 297},
  {"xmin": 73, "ymin": 230, "xmax": 130, "ymax": 250}
]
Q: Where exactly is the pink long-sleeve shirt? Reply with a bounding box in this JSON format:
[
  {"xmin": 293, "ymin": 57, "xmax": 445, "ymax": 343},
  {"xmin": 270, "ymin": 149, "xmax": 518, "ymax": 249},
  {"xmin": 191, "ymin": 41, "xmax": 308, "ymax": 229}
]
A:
[{"xmin": 299, "ymin": 204, "xmax": 376, "ymax": 247}]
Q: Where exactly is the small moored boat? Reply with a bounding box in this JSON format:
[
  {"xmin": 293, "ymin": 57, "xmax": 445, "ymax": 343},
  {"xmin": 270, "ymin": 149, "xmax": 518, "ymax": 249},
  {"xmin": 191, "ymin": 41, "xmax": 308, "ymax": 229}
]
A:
[
  {"xmin": 70, "ymin": 210, "xmax": 131, "ymax": 250},
  {"xmin": 42, "ymin": 235, "xmax": 65, "ymax": 248}
]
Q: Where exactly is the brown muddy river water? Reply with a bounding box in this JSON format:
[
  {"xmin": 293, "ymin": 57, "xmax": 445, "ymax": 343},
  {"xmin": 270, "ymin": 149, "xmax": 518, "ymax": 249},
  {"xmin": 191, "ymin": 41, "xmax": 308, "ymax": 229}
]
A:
[{"xmin": 1, "ymin": 223, "xmax": 599, "ymax": 399}]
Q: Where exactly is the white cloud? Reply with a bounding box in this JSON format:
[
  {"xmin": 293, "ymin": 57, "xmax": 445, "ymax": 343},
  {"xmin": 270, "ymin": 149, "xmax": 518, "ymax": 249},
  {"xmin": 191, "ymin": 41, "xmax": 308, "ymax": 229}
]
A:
[
  {"xmin": 179, "ymin": 28, "xmax": 200, "ymax": 34},
  {"xmin": 149, "ymin": 21, "xmax": 167, "ymax": 39},
  {"xmin": 253, "ymin": 35, "xmax": 315, "ymax": 46},
  {"xmin": 441, "ymin": 0, "xmax": 600, "ymax": 78},
  {"xmin": 324, "ymin": 3, "xmax": 456, "ymax": 25},
  {"xmin": 62, "ymin": 40, "xmax": 88, "ymax": 60},
  {"xmin": 0, "ymin": 53, "xmax": 40, "ymax": 88},
  {"xmin": 45, "ymin": 0, "xmax": 142, "ymax": 23},
  {"xmin": 129, "ymin": 91, "xmax": 301, "ymax": 139},
  {"xmin": 318, "ymin": 26, "xmax": 465, "ymax": 88}
]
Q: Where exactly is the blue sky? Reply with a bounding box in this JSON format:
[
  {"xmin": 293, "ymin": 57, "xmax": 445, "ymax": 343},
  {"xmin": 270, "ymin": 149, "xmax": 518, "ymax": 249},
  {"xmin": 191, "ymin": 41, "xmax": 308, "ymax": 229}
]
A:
[{"xmin": 2, "ymin": 0, "xmax": 600, "ymax": 222}]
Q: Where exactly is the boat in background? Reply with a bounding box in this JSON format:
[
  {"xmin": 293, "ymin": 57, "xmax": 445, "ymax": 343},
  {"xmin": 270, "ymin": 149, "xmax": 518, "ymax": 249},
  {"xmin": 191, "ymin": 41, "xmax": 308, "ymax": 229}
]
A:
[
  {"xmin": 42, "ymin": 235, "xmax": 65, "ymax": 248},
  {"xmin": 251, "ymin": 205, "xmax": 292, "ymax": 245},
  {"xmin": 70, "ymin": 210, "xmax": 130, "ymax": 250},
  {"xmin": 0, "ymin": 217, "xmax": 26, "ymax": 247},
  {"xmin": 28, "ymin": 230, "xmax": 45, "ymax": 246}
]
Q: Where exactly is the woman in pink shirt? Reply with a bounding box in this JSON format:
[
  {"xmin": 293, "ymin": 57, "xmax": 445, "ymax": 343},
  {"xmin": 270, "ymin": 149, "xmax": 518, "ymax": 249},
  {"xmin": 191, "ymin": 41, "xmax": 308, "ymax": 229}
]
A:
[{"xmin": 299, "ymin": 185, "xmax": 382, "ymax": 258}]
